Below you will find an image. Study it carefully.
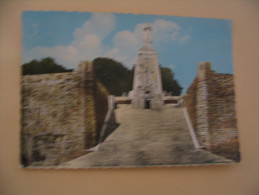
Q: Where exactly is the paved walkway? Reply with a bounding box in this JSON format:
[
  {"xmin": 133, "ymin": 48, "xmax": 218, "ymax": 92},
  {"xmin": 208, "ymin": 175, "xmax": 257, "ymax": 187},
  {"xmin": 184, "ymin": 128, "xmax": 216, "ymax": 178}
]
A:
[{"xmin": 60, "ymin": 104, "xmax": 232, "ymax": 168}]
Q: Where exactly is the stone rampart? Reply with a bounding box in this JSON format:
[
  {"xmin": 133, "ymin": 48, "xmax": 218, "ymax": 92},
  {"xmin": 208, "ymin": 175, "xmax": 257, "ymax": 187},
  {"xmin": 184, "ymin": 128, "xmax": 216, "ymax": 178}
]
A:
[
  {"xmin": 185, "ymin": 62, "xmax": 238, "ymax": 152},
  {"xmin": 185, "ymin": 78, "xmax": 198, "ymax": 134},
  {"xmin": 21, "ymin": 62, "xmax": 109, "ymax": 167},
  {"xmin": 206, "ymin": 71, "xmax": 237, "ymax": 145}
]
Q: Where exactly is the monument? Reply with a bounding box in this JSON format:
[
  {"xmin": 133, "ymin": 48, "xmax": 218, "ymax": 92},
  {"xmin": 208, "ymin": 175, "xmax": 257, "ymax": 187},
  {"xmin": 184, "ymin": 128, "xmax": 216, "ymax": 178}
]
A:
[{"xmin": 131, "ymin": 24, "xmax": 163, "ymax": 110}]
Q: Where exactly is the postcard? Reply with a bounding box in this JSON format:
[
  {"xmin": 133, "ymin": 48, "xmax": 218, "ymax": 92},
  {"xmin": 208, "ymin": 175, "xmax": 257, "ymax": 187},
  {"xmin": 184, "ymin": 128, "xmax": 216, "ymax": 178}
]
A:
[{"xmin": 21, "ymin": 11, "xmax": 240, "ymax": 168}]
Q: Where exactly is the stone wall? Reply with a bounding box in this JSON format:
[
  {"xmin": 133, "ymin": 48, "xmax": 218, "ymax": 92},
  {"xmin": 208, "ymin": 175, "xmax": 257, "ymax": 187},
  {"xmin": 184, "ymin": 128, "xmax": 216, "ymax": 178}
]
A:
[
  {"xmin": 21, "ymin": 62, "xmax": 109, "ymax": 167},
  {"xmin": 207, "ymin": 71, "xmax": 237, "ymax": 144},
  {"xmin": 185, "ymin": 78, "xmax": 198, "ymax": 133},
  {"xmin": 185, "ymin": 62, "xmax": 238, "ymax": 155}
]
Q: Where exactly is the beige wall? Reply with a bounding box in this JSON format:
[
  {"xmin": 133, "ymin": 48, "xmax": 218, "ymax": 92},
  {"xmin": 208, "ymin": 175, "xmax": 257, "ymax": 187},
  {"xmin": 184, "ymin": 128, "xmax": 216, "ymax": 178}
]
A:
[{"xmin": 0, "ymin": 0, "xmax": 258, "ymax": 194}]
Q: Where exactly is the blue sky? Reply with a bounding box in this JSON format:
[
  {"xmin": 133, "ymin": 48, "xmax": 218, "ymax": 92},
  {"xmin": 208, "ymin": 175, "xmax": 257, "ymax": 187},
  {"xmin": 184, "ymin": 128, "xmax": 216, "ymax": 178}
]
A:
[{"xmin": 22, "ymin": 11, "xmax": 233, "ymax": 94}]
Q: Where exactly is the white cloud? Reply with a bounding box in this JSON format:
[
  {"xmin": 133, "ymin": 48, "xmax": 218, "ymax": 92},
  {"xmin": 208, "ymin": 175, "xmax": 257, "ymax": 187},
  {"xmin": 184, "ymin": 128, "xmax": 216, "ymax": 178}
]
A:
[
  {"xmin": 24, "ymin": 15, "xmax": 190, "ymax": 69},
  {"xmin": 25, "ymin": 46, "xmax": 79, "ymax": 69},
  {"xmin": 105, "ymin": 20, "xmax": 189, "ymax": 68},
  {"xmin": 179, "ymin": 35, "xmax": 190, "ymax": 43},
  {"xmin": 108, "ymin": 29, "xmax": 142, "ymax": 67},
  {"xmin": 154, "ymin": 19, "xmax": 180, "ymax": 31},
  {"xmin": 153, "ymin": 19, "xmax": 181, "ymax": 42},
  {"xmin": 24, "ymin": 13, "xmax": 115, "ymax": 69},
  {"xmin": 74, "ymin": 12, "xmax": 115, "ymax": 41},
  {"xmin": 113, "ymin": 31, "xmax": 139, "ymax": 51}
]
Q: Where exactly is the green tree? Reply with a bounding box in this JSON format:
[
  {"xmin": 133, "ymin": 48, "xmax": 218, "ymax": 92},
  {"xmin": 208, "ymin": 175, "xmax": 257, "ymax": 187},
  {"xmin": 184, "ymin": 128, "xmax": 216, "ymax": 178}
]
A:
[
  {"xmin": 92, "ymin": 57, "xmax": 133, "ymax": 96},
  {"xmin": 160, "ymin": 67, "xmax": 182, "ymax": 95},
  {"xmin": 22, "ymin": 57, "xmax": 72, "ymax": 75}
]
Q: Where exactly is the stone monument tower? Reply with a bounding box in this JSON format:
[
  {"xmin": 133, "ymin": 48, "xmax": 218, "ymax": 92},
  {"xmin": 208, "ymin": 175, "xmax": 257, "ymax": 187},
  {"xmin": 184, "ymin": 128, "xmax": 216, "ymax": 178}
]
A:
[{"xmin": 131, "ymin": 24, "xmax": 163, "ymax": 110}]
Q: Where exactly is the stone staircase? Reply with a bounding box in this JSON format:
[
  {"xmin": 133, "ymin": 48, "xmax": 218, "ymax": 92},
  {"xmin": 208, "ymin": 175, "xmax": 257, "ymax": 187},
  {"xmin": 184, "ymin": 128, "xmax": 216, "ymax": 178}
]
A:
[{"xmin": 60, "ymin": 104, "xmax": 233, "ymax": 168}]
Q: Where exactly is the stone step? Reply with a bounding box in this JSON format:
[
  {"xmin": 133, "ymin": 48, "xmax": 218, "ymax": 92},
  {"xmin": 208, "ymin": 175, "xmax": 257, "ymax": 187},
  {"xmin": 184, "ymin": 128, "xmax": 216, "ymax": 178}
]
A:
[{"xmin": 60, "ymin": 104, "xmax": 232, "ymax": 168}]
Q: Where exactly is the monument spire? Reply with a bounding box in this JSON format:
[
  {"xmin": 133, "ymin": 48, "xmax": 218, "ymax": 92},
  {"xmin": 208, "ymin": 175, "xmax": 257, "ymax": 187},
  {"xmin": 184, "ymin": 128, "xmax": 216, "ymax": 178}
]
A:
[
  {"xmin": 143, "ymin": 24, "xmax": 153, "ymax": 49},
  {"xmin": 131, "ymin": 24, "xmax": 163, "ymax": 110}
]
